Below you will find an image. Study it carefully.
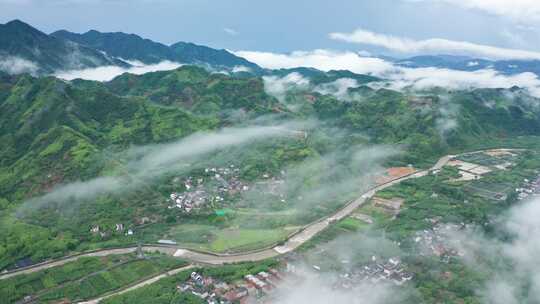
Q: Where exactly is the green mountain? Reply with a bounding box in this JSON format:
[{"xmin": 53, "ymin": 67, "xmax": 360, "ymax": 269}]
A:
[
  {"xmin": 268, "ymin": 67, "xmax": 380, "ymax": 85},
  {"xmin": 1, "ymin": 65, "xmax": 540, "ymax": 271},
  {"xmin": 52, "ymin": 29, "xmax": 261, "ymax": 71},
  {"xmin": 105, "ymin": 65, "xmax": 276, "ymax": 112},
  {"xmin": 0, "ymin": 66, "xmax": 286, "ymax": 268},
  {"xmin": 0, "ymin": 66, "xmax": 280, "ymax": 203},
  {"xmin": 51, "ymin": 30, "xmax": 177, "ymax": 64},
  {"xmin": 395, "ymin": 54, "xmax": 540, "ymax": 76},
  {"xmin": 0, "ymin": 19, "xmax": 260, "ymax": 76},
  {"xmin": 169, "ymin": 41, "xmax": 260, "ymax": 71},
  {"xmin": 0, "ymin": 20, "xmax": 126, "ymax": 74}
]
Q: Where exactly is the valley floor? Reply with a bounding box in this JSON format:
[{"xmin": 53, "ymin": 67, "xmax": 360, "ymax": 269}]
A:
[
  {"xmin": 1, "ymin": 152, "xmax": 454, "ymax": 280},
  {"xmin": 2, "ymin": 148, "xmax": 534, "ymax": 304}
]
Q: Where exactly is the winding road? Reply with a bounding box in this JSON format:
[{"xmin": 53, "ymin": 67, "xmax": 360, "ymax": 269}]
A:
[
  {"xmin": 4, "ymin": 151, "xmax": 498, "ymax": 303},
  {"xmin": 0, "ymin": 153, "xmax": 455, "ymax": 283}
]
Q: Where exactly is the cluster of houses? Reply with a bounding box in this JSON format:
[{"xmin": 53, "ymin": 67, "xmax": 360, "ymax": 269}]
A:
[
  {"xmin": 331, "ymin": 257, "xmax": 414, "ymax": 289},
  {"xmin": 244, "ymin": 270, "xmax": 282, "ymax": 293},
  {"xmin": 254, "ymin": 175, "xmax": 287, "ymax": 203},
  {"xmin": 178, "ymin": 271, "xmax": 249, "ymax": 303},
  {"xmin": 168, "ymin": 190, "xmax": 209, "ymax": 213},
  {"xmin": 516, "ymin": 175, "xmax": 540, "ymax": 200},
  {"xmin": 89, "ymin": 223, "xmax": 133, "ymax": 238},
  {"xmin": 177, "ymin": 258, "xmax": 418, "ymax": 303},
  {"xmin": 209, "ymin": 166, "xmax": 250, "ymax": 195},
  {"xmin": 178, "ymin": 268, "xmax": 286, "ymax": 303},
  {"xmin": 167, "ymin": 165, "xmax": 290, "ymax": 213},
  {"xmin": 414, "ymin": 222, "xmax": 466, "ymax": 263},
  {"xmin": 168, "ymin": 165, "xmax": 251, "ymax": 213}
]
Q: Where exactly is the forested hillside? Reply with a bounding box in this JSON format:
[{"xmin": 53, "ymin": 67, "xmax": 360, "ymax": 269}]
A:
[{"xmin": 1, "ymin": 65, "xmax": 540, "ymax": 270}]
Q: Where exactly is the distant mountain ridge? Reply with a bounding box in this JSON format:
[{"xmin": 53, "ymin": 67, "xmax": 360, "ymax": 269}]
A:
[
  {"xmin": 51, "ymin": 29, "xmax": 261, "ymax": 71},
  {"xmin": 6, "ymin": 19, "xmax": 540, "ymax": 80},
  {"xmin": 0, "ymin": 20, "xmax": 261, "ymax": 76},
  {"xmin": 394, "ymin": 54, "xmax": 540, "ymax": 76},
  {"xmin": 0, "ymin": 20, "xmax": 126, "ymax": 74},
  {"xmin": 51, "ymin": 29, "xmax": 176, "ymax": 64}
]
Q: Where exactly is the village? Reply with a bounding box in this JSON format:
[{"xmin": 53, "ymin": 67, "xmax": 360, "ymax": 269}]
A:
[
  {"xmin": 167, "ymin": 165, "xmax": 248, "ymax": 213},
  {"xmin": 174, "ymin": 254, "xmax": 416, "ymax": 304},
  {"xmin": 176, "ymin": 267, "xmax": 289, "ymax": 303},
  {"xmin": 167, "ymin": 165, "xmax": 287, "ymax": 213},
  {"xmin": 329, "ymin": 256, "xmax": 415, "ymax": 289},
  {"xmin": 515, "ymin": 174, "xmax": 540, "ymax": 200},
  {"xmin": 84, "ymin": 149, "xmax": 534, "ymax": 304},
  {"xmin": 413, "ymin": 221, "xmax": 467, "ymax": 263}
]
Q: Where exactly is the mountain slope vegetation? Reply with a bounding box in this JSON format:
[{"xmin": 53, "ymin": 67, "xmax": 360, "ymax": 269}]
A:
[
  {"xmin": 52, "ymin": 29, "xmax": 261, "ymax": 71},
  {"xmin": 1, "ymin": 65, "xmax": 540, "ymax": 271},
  {"xmin": 0, "ymin": 19, "xmax": 261, "ymax": 76},
  {"xmin": 0, "ymin": 20, "xmax": 125, "ymax": 74}
]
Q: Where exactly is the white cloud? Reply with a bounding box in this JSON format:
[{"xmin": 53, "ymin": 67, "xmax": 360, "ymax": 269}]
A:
[
  {"xmin": 274, "ymin": 233, "xmax": 415, "ymax": 304},
  {"xmin": 19, "ymin": 177, "xmax": 123, "ymax": 212},
  {"xmin": 231, "ymin": 65, "xmax": 251, "ymax": 73},
  {"xmin": 0, "ymin": 56, "xmax": 39, "ymax": 75},
  {"xmin": 235, "ymin": 49, "xmax": 393, "ymax": 75},
  {"xmin": 314, "ymin": 78, "xmax": 360, "ymax": 101},
  {"xmin": 500, "ymin": 29, "xmax": 529, "ymax": 48},
  {"xmin": 329, "ymin": 28, "xmax": 540, "ymax": 60},
  {"xmin": 223, "ymin": 27, "xmax": 239, "ymax": 36},
  {"xmin": 54, "ymin": 60, "xmax": 182, "ymax": 81},
  {"xmin": 20, "ymin": 122, "xmax": 307, "ymax": 212},
  {"xmin": 237, "ymin": 49, "xmax": 540, "ymax": 97},
  {"xmin": 408, "ymin": 0, "xmax": 540, "ymax": 25},
  {"xmin": 449, "ymin": 197, "xmax": 540, "ymax": 303},
  {"xmin": 385, "ymin": 68, "xmax": 540, "ymax": 95},
  {"xmin": 434, "ymin": 95, "xmax": 459, "ymax": 137},
  {"xmin": 263, "ymin": 72, "xmax": 310, "ymax": 102},
  {"xmin": 264, "ymin": 73, "xmax": 366, "ymax": 103},
  {"xmin": 276, "ymin": 272, "xmax": 407, "ymax": 304}
]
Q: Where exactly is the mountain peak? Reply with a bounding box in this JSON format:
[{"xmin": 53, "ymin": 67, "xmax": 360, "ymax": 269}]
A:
[
  {"xmin": 2, "ymin": 19, "xmax": 43, "ymax": 33},
  {"xmin": 83, "ymin": 29, "xmax": 103, "ymax": 36},
  {"xmin": 5, "ymin": 19, "xmax": 30, "ymax": 27},
  {"xmin": 1, "ymin": 19, "xmax": 53, "ymax": 45},
  {"xmin": 0, "ymin": 21, "xmax": 124, "ymax": 74}
]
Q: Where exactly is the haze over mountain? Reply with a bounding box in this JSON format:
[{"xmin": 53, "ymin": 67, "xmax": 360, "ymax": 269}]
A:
[
  {"xmin": 393, "ymin": 54, "xmax": 540, "ymax": 76},
  {"xmin": 3, "ymin": 2, "xmax": 540, "ymax": 302},
  {"xmin": 4, "ymin": 19, "xmax": 540, "ymax": 91},
  {"xmin": 0, "ymin": 20, "xmax": 260, "ymax": 77},
  {"xmin": 0, "ymin": 20, "xmax": 125, "ymax": 74},
  {"xmin": 51, "ymin": 29, "xmax": 260, "ymax": 71}
]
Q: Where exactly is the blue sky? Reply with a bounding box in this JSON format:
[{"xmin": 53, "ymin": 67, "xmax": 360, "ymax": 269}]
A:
[{"xmin": 1, "ymin": 0, "xmax": 540, "ymax": 58}]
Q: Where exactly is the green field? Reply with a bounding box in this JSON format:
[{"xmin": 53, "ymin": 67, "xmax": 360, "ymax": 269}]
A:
[
  {"xmin": 0, "ymin": 253, "xmax": 187, "ymax": 303},
  {"xmin": 167, "ymin": 223, "xmax": 296, "ymax": 253}
]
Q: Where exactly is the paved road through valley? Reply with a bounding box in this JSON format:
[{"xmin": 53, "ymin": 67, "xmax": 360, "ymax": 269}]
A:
[
  {"xmin": 4, "ymin": 150, "xmax": 522, "ymax": 303},
  {"xmin": 1, "ymin": 153, "xmax": 459, "ymax": 281}
]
